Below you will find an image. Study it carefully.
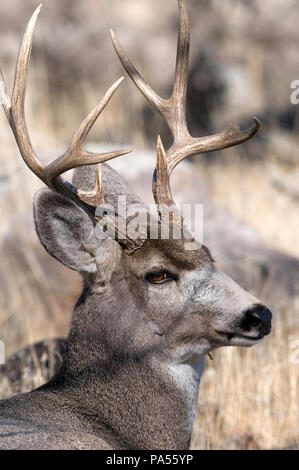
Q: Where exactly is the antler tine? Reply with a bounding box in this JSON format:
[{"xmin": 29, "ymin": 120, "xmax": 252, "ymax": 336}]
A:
[
  {"xmin": 110, "ymin": 0, "xmax": 190, "ymax": 141},
  {"xmin": 112, "ymin": 0, "xmax": 261, "ymax": 212},
  {"xmin": 110, "ymin": 30, "xmax": 166, "ymax": 117},
  {"xmin": 2, "ymin": 5, "xmax": 44, "ymax": 180},
  {"xmin": 166, "ymin": 118, "xmax": 261, "ymax": 174},
  {"xmin": 46, "ymin": 75, "xmax": 131, "ymax": 207},
  {"xmin": 171, "ymin": 0, "xmax": 190, "ymax": 121},
  {"xmin": 0, "ymin": 5, "xmax": 132, "ymax": 211},
  {"xmin": 77, "ymin": 164, "xmax": 104, "ymax": 207},
  {"xmin": 45, "ymin": 77, "xmax": 131, "ymax": 187}
]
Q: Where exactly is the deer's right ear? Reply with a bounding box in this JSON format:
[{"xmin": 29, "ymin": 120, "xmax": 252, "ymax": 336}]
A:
[{"xmin": 33, "ymin": 189, "xmax": 104, "ymax": 274}]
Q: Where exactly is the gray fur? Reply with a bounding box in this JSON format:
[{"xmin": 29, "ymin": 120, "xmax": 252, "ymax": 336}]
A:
[{"xmin": 0, "ymin": 164, "xmax": 271, "ymax": 449}]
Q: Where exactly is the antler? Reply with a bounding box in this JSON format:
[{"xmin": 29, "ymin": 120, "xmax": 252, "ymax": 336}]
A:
[
  {"xmin": 0, "ymin": 5, "xmax": 147, "ymax": 253},
  {"xmin": 0, "ymin": 5, "xmax": 131, "ymax": 213},
  {"xmin": 111, "ymin": 0, "xmax": 261, "ymax": 216}
]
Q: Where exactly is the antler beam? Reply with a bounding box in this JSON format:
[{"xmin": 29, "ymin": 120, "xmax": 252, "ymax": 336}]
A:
[
  {"xmin": 0, "ymin": 5, "xmax": 150, "ymax": 253},
  {"xmin": 0, "ymin": 5, "xmax": 131, "ymax": 211}
]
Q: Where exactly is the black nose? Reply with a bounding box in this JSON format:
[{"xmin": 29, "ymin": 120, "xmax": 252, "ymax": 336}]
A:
[{"xmin": 242, "ymin": 305, "xmax": 272, "ymax": 336}]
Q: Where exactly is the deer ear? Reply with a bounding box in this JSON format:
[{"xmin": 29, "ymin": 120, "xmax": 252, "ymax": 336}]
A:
[{"xmin": 33, "ymin": 188, "xmax": 101, "ymax": 274}]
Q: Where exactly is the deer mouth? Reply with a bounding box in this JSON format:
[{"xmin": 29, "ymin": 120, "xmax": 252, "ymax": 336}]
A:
[
  {"xmin": 229, "ymin": 334, "xmax": 264, "ymax": 347},
  {"xmin": 214, "ymin": 330, "xmax": 264, "ymax": 347}
]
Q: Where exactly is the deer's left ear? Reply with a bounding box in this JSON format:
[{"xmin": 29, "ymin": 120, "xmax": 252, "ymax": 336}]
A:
[{"xmin": 33, "ymin": 189, "xmax": 121, "ymax": 281}]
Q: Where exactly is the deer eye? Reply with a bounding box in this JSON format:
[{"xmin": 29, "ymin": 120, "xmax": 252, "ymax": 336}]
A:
[{"xmin": 146, "ymin": 271, "xmax": 177, "ymax": 284}]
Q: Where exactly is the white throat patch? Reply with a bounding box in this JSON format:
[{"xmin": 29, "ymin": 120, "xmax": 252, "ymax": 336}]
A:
[{"xmin": 164, "ymin": 355, "xmax": 206, "ymax": 434}]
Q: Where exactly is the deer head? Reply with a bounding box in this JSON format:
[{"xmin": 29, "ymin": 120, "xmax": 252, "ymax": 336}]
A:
[{"xmin": 0, "ymin": 1, "xmax": 271, "ymax": 393}]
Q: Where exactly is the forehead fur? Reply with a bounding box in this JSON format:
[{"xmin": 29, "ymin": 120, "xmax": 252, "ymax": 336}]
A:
[{"xmin": 129, "ymin": 238, "xmax": 213, "ymax": 272}]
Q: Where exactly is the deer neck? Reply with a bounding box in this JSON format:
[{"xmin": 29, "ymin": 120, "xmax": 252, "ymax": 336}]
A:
[{"xmin": 54, "ymin": 280, "xmax": 205, "ymax": 450}]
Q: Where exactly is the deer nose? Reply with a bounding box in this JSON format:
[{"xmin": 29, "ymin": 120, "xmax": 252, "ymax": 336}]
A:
[{"xmin": 242, "ymin": 305, "xmax": 272, "ymax": 336}]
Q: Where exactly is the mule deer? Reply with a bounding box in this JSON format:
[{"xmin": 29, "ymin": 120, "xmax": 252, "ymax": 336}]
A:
[{"xmin": 0, "ymin": 2, "xmax": 271, "ymax": 449}]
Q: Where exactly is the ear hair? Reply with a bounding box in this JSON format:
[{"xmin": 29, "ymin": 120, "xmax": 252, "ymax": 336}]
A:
[{"xmin": 33, "ymin": 189, "xmax": 122, "ymax": 289}]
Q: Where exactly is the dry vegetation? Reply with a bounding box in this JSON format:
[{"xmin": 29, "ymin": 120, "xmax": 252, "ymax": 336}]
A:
[{"xmin": 0, "ymin": 0, "xmax": 298, "ymax": 449}]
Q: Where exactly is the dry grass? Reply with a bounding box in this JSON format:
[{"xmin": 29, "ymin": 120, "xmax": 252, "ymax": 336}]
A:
[{"xmin": 198, "ymin": 152, "xmax": 299, "ymax": 259}]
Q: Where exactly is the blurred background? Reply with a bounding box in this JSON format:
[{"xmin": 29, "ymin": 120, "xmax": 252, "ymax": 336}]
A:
[{"xmin": 0, "ymin": 0, "xmax": 298, "ymax": 449}]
